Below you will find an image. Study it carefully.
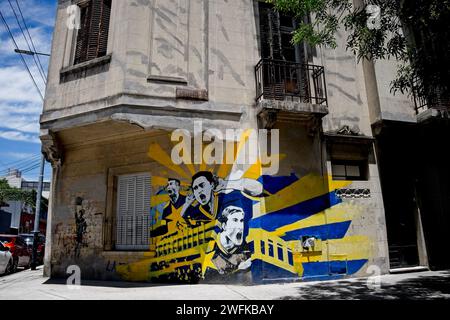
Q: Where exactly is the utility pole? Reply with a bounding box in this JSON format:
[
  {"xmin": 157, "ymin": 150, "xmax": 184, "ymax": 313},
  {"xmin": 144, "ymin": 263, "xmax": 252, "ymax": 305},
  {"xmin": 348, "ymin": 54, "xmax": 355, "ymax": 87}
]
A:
[
  {"xmin": 10, "ymin": 47, "xmax": 50, "ymax": 270},
  {"xmin": 31, "ymin": 154, "xmax": 45, "ymax": 270}
]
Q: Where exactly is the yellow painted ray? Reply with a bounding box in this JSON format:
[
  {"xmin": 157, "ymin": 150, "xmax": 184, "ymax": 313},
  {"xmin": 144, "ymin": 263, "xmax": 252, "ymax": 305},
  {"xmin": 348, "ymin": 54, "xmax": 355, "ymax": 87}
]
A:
[
  {"xmin": 148, "ymin": 142, "xmax": 191, "ymax": 179},
  {"xmin": 183, "ymin": 163, "xmax": 197, "ymax": 176},
  {"xmin": 151, "ymin": 194, "xmax": 169, "ymax": 206},
  {"xmin": 269, "ymin": 202, "xmax": 362, "ymax": 238},
  {"xmin": 152, "ymin": 176, "xmax": 170, "ymax": 187},
  {"xmin": 216, "ymin": 139, "xmax": 238, "ymax": 178},
  {"xmin": 227, "ymin": 129, "xmax": 257, "ymax": 180},
  {"xmin": 216, "ymin": 158, "xmax": 234, "ymax": 178},
  {"xmin": 255, "ymin": 174, "xmax": 352, "ymax": 218},
  {"xmin": 241, "ymin": 153, "xmax": 286, "ymax": 180}
]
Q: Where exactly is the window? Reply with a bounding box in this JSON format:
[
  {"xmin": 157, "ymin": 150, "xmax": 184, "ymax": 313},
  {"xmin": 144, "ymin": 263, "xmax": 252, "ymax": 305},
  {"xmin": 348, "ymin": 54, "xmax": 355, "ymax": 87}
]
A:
[
  {"xmin": 116, "ymin": 173, "xmax": 151, "ymax": 250},
  {"xmin": 74, "ymin": 0, "xmax": 112, "ymax": 65},
  {"xmin": 258, "ymin": 2, "xmax": 308, "ymax": 63},
  {"xmin": 331, "ymin": 160, "xmax": 368, "ymax": 181}
]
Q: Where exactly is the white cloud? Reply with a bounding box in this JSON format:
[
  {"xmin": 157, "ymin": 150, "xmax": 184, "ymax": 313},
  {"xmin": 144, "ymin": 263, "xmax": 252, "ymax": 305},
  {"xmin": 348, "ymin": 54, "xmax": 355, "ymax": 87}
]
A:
[
  {"xmin": 0, "ymin": 101, "xmax": 42, "ymax": 114},
  {"xmin": 0, "ymin": 0, "xmax": 54, "ymax": 144},
  {"xmin": 0, "ymin": 67, "xmax": 43, "ymax": 139},
  {"xmin": 0, "ymin": 112, "xmax": 39, "ymax": 133},
  {"xmin": 0, "ymin": 131, "xmax": 40, "ymax": 144},
  {"xmin": 0, "ymin": 66, "xmax": 45, "ymax": 102},
  {"xmin": 0, "ymin": 0, "xmax": 56, "ymax": 29},
  {"xmin": 0, "ymin": 151, "xmax": 37, "ymax": 159}
]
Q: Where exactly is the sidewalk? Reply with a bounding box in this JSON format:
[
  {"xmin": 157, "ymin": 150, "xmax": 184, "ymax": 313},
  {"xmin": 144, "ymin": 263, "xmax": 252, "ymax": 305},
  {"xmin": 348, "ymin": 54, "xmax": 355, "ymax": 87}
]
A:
[{"xmin": 1, "ymin": 267, "xmax": 449, "ymax": 300}]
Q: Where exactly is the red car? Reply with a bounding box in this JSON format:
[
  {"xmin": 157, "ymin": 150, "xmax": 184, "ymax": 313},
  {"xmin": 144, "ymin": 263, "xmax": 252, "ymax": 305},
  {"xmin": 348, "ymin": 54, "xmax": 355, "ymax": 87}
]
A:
[
  {"xmin": 0, "ymin": 235, "xmax": 31, "ymax": 272},
  {"xmin": 19, "ymin": 234, "xmax": 46, "ymax": 265}
]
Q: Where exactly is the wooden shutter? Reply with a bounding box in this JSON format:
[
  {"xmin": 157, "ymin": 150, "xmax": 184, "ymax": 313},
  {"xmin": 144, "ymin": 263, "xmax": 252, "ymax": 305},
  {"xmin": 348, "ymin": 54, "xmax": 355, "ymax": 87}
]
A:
[
  {"xmin": 116, "ymin": 173, "xmax": 151, "ymax": 250},
  {"xmin": 98, "ymin": 0, "xmax": 111, "ymax": 57},
  {"xmin": 268, "ymin": 10, "xmax": 284, "ymax": 60},
  {"xmin": 259, "ymin": 5, "xmax": 272, "ymax": 59},
  {"xmin": 258, "ymin": 4, "xmax": 285, "ymax": 61},
  {"xmin": 74, "ymin": 0, "xmax": 111, "ymax": 65},
  {"xmin": 74, "ymin": 2, "xmax": 92, "ymax": 64}
]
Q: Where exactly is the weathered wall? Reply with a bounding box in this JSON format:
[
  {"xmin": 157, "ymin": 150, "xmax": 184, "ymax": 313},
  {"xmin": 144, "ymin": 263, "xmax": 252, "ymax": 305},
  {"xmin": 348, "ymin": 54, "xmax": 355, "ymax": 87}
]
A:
[
  {"xmin": 49, "ymin": 123, "xmax": 388, "ymax": 283},
  {"xmin": 43, "ymin": 0, "xmax": 260, "ymax": 132},
  {"xmin": 44, "ymin": 0, "xmax": 394, "ymax": 283}
]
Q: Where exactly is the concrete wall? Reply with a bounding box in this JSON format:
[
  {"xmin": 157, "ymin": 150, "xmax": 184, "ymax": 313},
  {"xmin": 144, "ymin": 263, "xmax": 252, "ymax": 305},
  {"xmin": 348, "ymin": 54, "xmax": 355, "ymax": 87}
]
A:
[{"xmin": 43, "ymin": 0, "xmax": 261, "ymax": 132}]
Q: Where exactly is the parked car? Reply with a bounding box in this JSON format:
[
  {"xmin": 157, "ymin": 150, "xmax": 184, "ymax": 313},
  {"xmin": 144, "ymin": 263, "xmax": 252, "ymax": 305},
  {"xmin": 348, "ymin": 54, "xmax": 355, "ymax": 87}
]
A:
[
  {"xmin": 0, "ymin": 241, "xmax": 13, "ymax": 275},
  {"xmin": 19, "ymin": 233, "xmax": 46, "ymax": 265},
  {"xmin": 0, "ymin": 235, "xmax": 31, "ymax": 272}
]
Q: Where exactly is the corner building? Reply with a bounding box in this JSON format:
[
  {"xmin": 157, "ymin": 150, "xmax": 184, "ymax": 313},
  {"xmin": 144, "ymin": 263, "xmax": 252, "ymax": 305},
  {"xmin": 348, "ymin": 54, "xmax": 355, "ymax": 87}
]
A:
[{"xmin": 41, "ymin": 0, "xmax": 439, "ymax": 283}]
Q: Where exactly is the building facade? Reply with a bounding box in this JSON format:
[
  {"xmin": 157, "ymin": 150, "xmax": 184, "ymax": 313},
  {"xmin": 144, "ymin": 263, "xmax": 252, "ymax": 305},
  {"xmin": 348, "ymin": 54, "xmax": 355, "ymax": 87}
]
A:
[
  {"xmin": 0, "ymin": 169, "xmax": 50, "ymax": 234},
  {"xmin": 40, "ymin": 0, "xmax": 447, "ymax": 284}
]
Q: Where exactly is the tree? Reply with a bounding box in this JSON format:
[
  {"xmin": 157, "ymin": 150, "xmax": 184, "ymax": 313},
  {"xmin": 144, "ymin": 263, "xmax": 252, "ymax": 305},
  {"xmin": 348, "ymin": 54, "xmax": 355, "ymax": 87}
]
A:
[
  {"xmin": 0, "ymin": 179, "xmax": 35, "ymax": 210},
  {"xmin": 268, "ymin": 0, "xmax": 450, "ymax": 104}
]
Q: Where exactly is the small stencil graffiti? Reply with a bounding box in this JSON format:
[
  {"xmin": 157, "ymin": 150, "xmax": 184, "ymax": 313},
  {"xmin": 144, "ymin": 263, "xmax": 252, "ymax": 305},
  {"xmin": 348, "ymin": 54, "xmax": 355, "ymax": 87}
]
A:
[{"xmin": 74, "ymin": 197, "xmax": 87, "ymax": 259}]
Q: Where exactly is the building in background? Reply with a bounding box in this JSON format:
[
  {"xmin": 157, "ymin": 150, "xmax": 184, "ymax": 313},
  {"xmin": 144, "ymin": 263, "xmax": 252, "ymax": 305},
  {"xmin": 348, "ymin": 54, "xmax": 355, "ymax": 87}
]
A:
[
  {"xmin": 0, "ymin": 168, "xmax": 50, "ymax": 234},
  {"xmin": 40, "ymin": 0, "xmax": 448, "ymax": 284}
]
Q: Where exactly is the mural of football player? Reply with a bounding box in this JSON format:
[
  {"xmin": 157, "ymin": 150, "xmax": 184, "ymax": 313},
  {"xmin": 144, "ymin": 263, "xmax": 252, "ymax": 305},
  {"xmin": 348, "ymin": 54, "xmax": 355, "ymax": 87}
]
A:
[
  {"xmin": 163, "ymin": 178, "xmax": 188, "ymax": 231},
  {"xmin": 210, "ymin": 205, "xmax": 252, "ymax": 276},
  {"xmin": 180, "ymin": 171, "xmax": 263, "ymax": 226},
  {"xmin": 163, "ymin": 178, "xmax": 185, "ymax": 216}
]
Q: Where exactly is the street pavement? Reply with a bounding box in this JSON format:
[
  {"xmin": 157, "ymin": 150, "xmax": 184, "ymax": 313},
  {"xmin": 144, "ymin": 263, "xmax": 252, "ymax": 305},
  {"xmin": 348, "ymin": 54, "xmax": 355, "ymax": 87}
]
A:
[{"xmin": 0, "ymin": 267, "xmax": 449, "ymax": 300}]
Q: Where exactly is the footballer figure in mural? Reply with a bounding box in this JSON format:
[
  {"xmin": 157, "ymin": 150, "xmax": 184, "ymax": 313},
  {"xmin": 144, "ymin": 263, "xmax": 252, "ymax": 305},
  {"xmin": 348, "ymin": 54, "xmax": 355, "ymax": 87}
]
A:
[
  {"xmin": 152, "ymin": 178, "xmax": 187, "ymax": 236},
  {"xmin": 162, "ymin": 178, "xmax": 187, "ymax": 232},
  {"xmin": 203, "ymin": 205, "xmax": 252, "ymax": 282},
  {"xmin": 180, "ymin": 171, "xmax": 263, "ymax": 226}
]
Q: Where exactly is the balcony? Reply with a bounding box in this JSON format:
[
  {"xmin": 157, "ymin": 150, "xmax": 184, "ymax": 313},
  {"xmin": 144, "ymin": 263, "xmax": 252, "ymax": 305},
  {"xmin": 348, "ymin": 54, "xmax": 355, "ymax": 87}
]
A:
[
  {"xmin": 255, "ymin": 58, "xmax": 328, "ymax": 104},
  {"xmin": 255, "ymin": 59, "xmax": 328, "ymax": 127},
  {"xmin": 412, "ymin": 78, "xmax": 450, "ymax": 121}
]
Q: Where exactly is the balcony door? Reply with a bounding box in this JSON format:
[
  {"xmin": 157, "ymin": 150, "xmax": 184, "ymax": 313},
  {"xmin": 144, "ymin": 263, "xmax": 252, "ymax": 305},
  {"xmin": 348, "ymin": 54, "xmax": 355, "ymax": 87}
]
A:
[
  {"xmin": 258, "ymin": 3, "xmax": 311, "ymax": 101},
  {"xmin": 258, "ymin": 2, "xmax": 306, "ymax": 63}
]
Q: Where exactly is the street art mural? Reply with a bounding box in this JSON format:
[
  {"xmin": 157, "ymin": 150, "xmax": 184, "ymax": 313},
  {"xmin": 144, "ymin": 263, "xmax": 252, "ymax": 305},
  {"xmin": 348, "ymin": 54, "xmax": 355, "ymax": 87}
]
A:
[{"xmin": 115, "ymin": 131, "xmax": 371, "ymax": 283}]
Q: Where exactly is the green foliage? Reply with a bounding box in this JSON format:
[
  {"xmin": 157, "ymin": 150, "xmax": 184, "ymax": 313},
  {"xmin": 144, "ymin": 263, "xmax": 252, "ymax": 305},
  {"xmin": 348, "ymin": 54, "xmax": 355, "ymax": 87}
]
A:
[
  {"xmin": 268, "ymin": 0, "xmax": 450, "ymax": 99},
  {"xmin": 0, "ymin": 179, "xmax": 35, "ymax": 209}
]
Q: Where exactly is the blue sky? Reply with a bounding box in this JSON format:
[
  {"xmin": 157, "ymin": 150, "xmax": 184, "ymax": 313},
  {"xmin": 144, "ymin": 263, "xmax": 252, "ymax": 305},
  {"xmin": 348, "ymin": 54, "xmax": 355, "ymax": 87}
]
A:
[{"xmin": 0, "ymin": 0, "xmax": 56, "ymax": 182}]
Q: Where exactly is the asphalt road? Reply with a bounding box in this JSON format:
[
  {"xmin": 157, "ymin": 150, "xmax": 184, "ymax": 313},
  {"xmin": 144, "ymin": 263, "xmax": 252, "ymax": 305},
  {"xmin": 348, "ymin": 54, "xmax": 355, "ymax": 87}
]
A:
[{"xmin": 1, "ymin": 267, "xmax": 449, "ymax": 300}]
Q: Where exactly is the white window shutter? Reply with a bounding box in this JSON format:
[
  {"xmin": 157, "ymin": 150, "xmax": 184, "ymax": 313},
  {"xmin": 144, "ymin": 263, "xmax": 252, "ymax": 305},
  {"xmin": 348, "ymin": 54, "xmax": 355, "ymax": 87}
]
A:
[{"xmin": 116, "ymin": 173, "xmax": 151, "ymax": 250}]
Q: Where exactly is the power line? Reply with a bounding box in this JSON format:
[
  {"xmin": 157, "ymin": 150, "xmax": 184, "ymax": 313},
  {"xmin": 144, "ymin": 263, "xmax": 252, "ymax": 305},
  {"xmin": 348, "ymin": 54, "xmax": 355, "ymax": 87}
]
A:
[
  {"xmin": 10, "ymin": 0, "xmax": 48, "ymax": 82},
  {"xmin": 0, "ymin": 155, "xmax": 41, "ymax": 173},
  {"xmin": 21, "ymin": 162, "xmax": 41, "ymax": 174},
  {"xmin": 1, "ymin": 162, "xmax": 41, "ymax": 177},
  {"xmin": 0, "ymin": 153, "xmax": 40, "ymax": 169},
  {"xmin": 0, "ymin": 10, "xmax": 44, "ymax": 100},
  {"xmin": 2, "ymin": 159, "xmax": 42, "ymax": 175},
  {"xmin": 6, "ymin": 0, "xmax": 47, "ymax": 85}
]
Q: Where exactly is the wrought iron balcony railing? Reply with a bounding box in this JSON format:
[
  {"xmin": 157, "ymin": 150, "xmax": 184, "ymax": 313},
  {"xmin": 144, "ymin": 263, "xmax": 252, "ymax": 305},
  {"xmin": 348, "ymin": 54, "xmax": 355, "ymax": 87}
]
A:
[
  {"xmin": 255, "ymin": 58, "xmax": 327, "ymax": 105},
  {"xmin": 412, "ymin": 86, "xmax": 450, "ymax": 115},
  {"xmin": 411, "ymin": 75, "xmax": 450, "ymax": 115}
]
